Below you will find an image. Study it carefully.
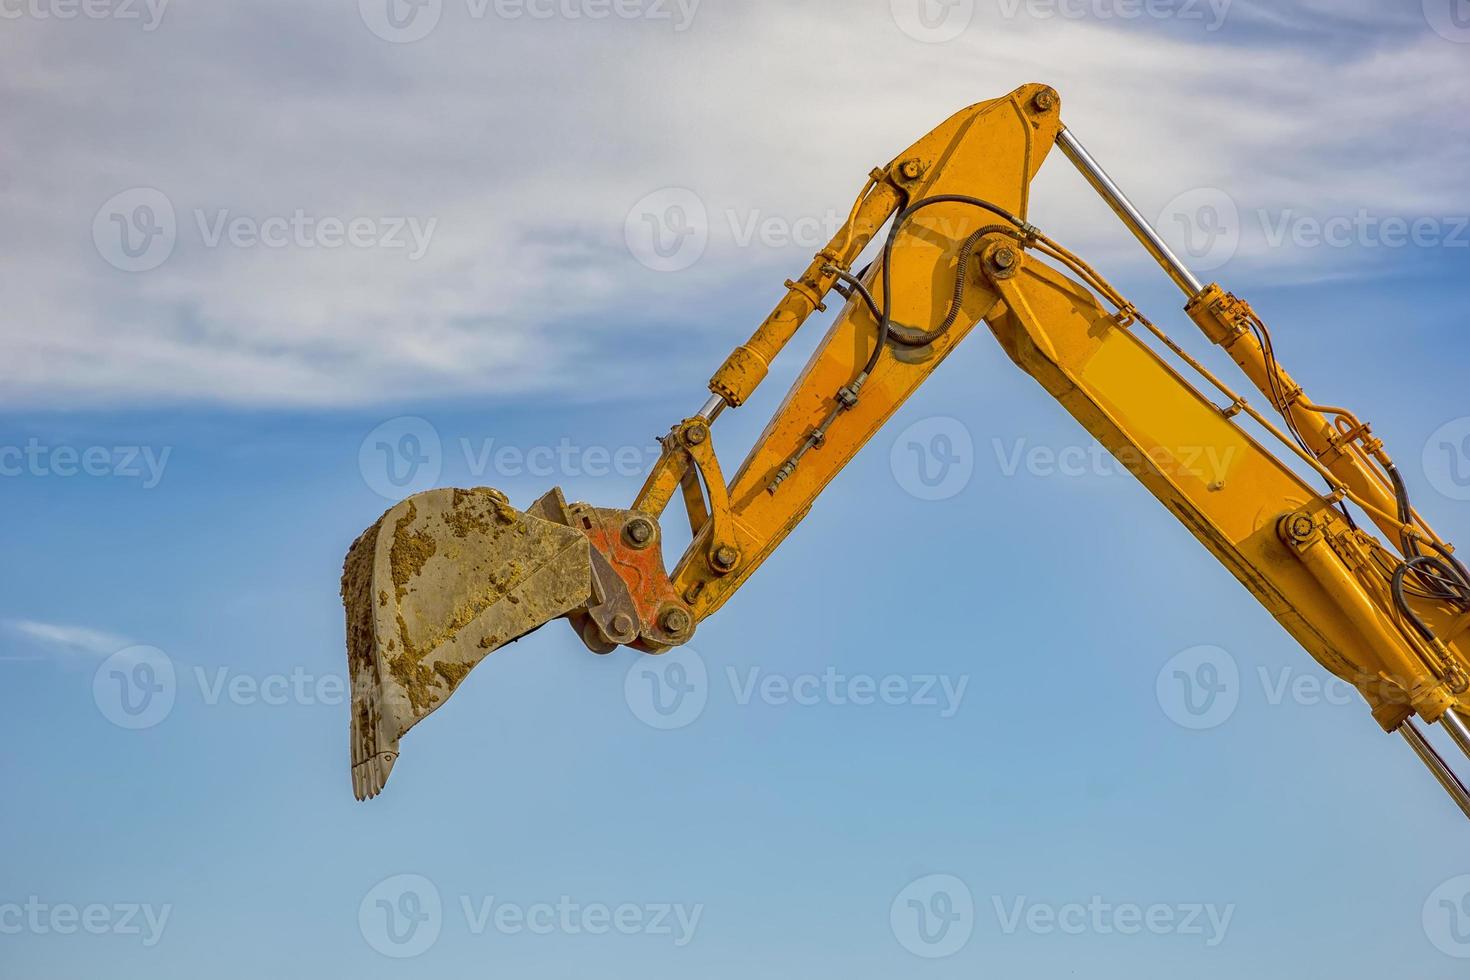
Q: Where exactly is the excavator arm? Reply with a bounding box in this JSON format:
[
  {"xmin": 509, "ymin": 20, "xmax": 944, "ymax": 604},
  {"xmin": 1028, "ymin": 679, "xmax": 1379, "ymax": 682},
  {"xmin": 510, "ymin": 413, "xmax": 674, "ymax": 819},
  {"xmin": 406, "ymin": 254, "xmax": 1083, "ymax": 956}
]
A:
[{"xmin": 344, "ymin": 83, "xmax": 1470, "ymax": 819}]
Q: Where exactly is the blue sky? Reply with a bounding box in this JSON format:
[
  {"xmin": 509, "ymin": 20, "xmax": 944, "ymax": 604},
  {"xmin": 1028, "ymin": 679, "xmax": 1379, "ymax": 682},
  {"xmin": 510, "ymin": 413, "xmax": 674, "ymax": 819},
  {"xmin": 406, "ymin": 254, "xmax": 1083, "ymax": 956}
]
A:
[{"xmin": 5, "ymin": 1, "xmax": 1470, "ymax": 977}]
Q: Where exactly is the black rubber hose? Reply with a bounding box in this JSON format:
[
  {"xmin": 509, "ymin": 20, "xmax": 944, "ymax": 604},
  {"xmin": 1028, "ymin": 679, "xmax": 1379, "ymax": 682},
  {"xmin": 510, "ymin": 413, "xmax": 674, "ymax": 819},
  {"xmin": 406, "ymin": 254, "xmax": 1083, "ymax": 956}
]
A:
[{"xmin": 870, "ymin": 195, "xmax": 1027, "ymax": 377}]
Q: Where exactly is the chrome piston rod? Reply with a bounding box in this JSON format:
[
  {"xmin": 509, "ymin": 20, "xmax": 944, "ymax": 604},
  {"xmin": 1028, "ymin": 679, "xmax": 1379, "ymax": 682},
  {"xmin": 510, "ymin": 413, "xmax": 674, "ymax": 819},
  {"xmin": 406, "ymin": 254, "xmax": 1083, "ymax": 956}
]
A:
[
  {"xmin": 1441, "ymin": 708, "xmax": 1470, "ymax": 765},
  {"xmin": 697, "ymin": 393, "xmax": 727, "ymax": 423},
  {"xmin": 1401, "ymin": 719, "xmax": 1470, "ymax": 821},
  {"xmin": 1056, "ymin": 127, "xmax": 1205, "ymax": 299}
]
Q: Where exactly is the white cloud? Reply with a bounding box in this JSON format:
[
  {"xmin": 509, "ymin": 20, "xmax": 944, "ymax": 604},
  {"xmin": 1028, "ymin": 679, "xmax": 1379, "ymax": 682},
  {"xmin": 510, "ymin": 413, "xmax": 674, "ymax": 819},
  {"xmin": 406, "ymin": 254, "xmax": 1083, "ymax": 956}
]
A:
[
  {"xmin": 4, "ymin": 618, "xmax": 130, "ymax": 658},
  {"xmin": 1, "ymin": 0, "xmax": 1465, "ymax": 408}
]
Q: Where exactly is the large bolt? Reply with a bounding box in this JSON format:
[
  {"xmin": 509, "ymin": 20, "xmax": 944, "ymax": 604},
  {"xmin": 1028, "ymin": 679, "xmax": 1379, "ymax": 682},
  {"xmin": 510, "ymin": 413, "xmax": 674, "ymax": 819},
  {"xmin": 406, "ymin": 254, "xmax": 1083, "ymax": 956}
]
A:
[
  {"xmin": 611, "ymin": 613, "xmax": 635, "ymax": 638},
  {"xmin": 685, "ymin": 424, "xmax": 708, "ymax": 446},
  {"xmin": 713, "ymin": 545, "xmax": 739, "ymax": 569},
  {"xmin": 623, "ymin": 516, "xmax": 656, "ymax": 548},
  {"xmin": 900, "ymin": 159, "xmax": 924, "ymax": 181},
  {"xmin": 992, "ymin": 247, "xmax": 1018, "ymax": 270},
  {"xmin": 660, "ymin": 606, "xmax": 692, "ymax": 637},
  {"xmin": 1287, "ymin": 514, "xmax": 1316, "ymax": 542},
  {"xmin": 1032, "ymin": 89, "xmax": 1058, "ymax": 113}
]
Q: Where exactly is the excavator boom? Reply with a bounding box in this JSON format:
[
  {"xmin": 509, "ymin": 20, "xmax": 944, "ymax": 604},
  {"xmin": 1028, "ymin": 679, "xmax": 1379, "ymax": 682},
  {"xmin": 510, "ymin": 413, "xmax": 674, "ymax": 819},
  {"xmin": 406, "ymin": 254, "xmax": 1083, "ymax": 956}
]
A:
[{"xmin": 342, "ymin": 83, "xmax": 1470, "ymax": 821}]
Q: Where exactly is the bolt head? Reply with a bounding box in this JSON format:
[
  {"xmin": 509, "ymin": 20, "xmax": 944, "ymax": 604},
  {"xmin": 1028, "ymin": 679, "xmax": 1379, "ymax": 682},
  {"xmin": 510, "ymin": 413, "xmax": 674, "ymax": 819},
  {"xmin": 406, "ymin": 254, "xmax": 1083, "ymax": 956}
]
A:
[
  {"xmin": 993, "ymin": 247, "xmax": 1017, "ymax": 269},
  {"xmin": 1288, "ymin": 514, "xmax": 1315, "ymax": 541},
  {"xmin": 685, "ymin": 425, "xmax": 708, "ymax": 445},
  {"xmin": 900, "ymin": 159, "xmax": 923, "ymax": 180},
  {"xmin": 623, "ymin": 516, "xmax": 656, "ymax": 547},
  {"xmin": 611, "ymin": 613, "xmax": 635, "ymax": 638},
  {"xmin": 660, "ymin": 606, "xmax": 692, "ymax": 636},
  {"xmin": 1032, "ymin": 89, "xmax": 1057, "ymax": 112},
  {"xmin": 714, "ymin": 545, "xmax": 739, "ymax": 569}
]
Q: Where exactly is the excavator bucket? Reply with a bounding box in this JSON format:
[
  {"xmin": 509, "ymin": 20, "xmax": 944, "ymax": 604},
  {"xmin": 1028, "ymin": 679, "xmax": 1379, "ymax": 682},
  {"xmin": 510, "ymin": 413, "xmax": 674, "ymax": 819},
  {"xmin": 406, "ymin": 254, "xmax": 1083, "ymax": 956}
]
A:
[{"xmin": 341, "ymin": 487, "xmax": 594, "ymax": 799}]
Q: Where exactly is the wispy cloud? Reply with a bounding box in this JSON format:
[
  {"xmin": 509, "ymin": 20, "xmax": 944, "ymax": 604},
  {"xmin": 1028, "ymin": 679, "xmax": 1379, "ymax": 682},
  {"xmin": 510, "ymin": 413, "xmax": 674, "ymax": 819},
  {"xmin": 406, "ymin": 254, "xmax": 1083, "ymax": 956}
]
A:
[
  {"xmin": 1, "ymin": 0, "xmax": 1465, "ymax": 409},
  {"xmin": 3, "ymin": 619, "xmax": 130, "ymax": 659}
]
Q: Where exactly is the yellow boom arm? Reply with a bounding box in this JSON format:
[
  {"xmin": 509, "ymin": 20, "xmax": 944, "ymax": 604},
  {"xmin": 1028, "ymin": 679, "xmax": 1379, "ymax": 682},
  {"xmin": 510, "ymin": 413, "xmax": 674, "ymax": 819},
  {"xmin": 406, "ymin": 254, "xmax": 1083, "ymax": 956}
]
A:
[
  {"xmin": 344, "ymin": 83, "xmax": 1470, "ymax": 818},
  {"xmin": 625, "ymin": 83, "xmax": 1470, "ymax": 811}
]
